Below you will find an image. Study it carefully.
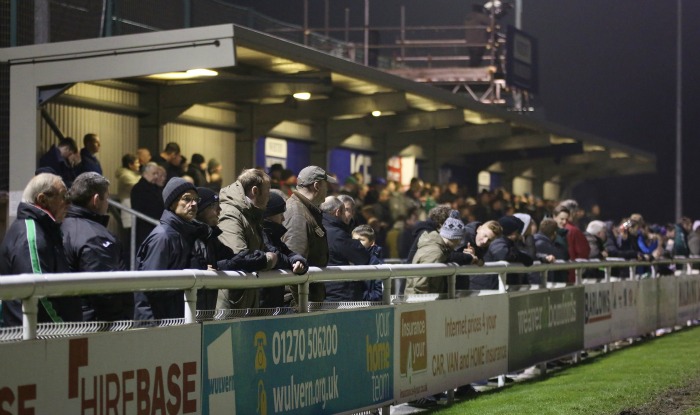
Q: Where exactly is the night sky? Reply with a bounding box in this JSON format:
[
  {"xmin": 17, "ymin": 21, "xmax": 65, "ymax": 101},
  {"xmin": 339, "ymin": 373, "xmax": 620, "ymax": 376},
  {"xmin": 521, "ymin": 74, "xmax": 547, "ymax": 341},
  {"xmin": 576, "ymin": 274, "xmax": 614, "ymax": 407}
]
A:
[{"xmin": 227, "ymin": 0, "xmax": 699, "ymax": 225}]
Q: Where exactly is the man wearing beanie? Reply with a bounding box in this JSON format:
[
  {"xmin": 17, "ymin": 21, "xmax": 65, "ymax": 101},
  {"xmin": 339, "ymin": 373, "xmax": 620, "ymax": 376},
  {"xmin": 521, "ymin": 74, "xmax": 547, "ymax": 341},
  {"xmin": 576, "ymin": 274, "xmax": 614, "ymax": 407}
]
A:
[
  {"xmin": 283, "ymin": 165, "xmax": 338, "ymax": 304},
  {"xmin": 469, "ymin": 215, "xmax": 534, "ymax": 290},
  {"xmin": 134, "ymin": 177, "xmax": 209, "ymax": 320},
  {"xmin": 260, "ymin": 189, "xmax": 308, "ymax": 308},
  {"xmin": 217, "ymin": 168, "xmax": 283, "ymax": 310},
  {"xmin": 406, "ymin": 210, "xmax": 477, "ymax": 295}
]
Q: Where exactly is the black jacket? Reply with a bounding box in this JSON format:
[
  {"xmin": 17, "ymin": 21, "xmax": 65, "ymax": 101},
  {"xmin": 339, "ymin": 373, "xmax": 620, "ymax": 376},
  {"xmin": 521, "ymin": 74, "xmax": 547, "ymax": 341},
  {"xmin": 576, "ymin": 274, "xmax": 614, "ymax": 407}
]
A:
[
  {"xmin": 1, "ymin": 203, "xmax": 82, "ymax": 326},
  {"xmin": 131, "ymin": 177, "xmax": 164, "ymax": 248},
  {"xmin": 406, "ymin": 219, "xmax": 439, "ymax": 263},
  {"xmin": 135, "ymin": 210, "xmax": 209, "ymax": 320},
  {"xmin": 191, "ymin": 225, "xmax": 272, "ymax": 310},
  {"xmin": 533, "ymin": 232, "xmax": 569, "ymax": 283},
  {"xmin": 62, "ymin": 205, "xmax": 133, "ymax": 321},
  {"xmin": 470, "ymin": 236, "xmax": 533, "ymax": 290},
  {"xmin": 260, "ymin": 220, "xmax": 307, "ymax": 308},
  {"xmin": 322, "ymin": 213, "xmax": 371, "ymax": 301}
]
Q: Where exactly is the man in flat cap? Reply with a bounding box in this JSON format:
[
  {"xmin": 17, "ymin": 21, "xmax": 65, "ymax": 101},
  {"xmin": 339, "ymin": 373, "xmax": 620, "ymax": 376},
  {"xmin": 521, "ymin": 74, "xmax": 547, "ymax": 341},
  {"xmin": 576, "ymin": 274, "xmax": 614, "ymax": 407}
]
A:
[{"xmin": 283, "ymin": 166, "xmax": 337, "ymax": 304}]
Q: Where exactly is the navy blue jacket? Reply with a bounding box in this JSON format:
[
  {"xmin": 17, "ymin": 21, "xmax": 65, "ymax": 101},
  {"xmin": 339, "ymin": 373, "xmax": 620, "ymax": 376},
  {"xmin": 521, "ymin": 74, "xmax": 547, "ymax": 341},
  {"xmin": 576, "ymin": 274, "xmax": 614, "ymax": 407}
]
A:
[
  {"xmin": 1, "ymin": 203, "xmax": 82, "ymax": 326},
  {"xmin": 62, "ymin": 205, "xmax": 133, "ymax": 321},
  {"xmin": 134, "ymin": 210, "xmax": 209, "ymax": 320},
  {"xmin": 79, "ymin": 148, "xmax": 102, "ymax": 175},
  {"xmin": 131, "ymin": 177, "xmax": 164, "ymax": 248}
]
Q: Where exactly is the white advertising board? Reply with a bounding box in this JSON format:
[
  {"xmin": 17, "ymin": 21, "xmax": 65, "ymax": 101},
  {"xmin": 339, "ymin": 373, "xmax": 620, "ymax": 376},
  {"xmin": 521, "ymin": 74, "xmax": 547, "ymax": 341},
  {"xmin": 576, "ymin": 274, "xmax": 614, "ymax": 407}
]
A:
[
  {"xmin": 677, "ymin": 275, "xmax": 700, "ymax": 325},
  {"xmin": 584, "ymin": 282, "xmax": 613, "ymax": 348},
  {"xmin": 657, "ymin": 277, "xmax": 677, "ymax": 329},
  {"xmin": 637, "ymin": 279, "xmax": 658, "ymax": 335},
  {"xmin": 611, "ymin": 280, "xmax": 638, "ymax": 340},
  {"xmin": 0, "ymin": 325, "xmax": 201, "ymax": 414},
  {"xmin": 393, "ymin": 295, "xmax": 508, "ymax": 403}
]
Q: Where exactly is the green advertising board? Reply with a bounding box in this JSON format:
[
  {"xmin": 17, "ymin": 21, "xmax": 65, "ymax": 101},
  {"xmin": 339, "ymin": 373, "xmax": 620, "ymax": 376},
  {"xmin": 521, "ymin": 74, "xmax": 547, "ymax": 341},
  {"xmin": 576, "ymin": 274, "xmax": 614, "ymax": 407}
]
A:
[{"xmin": 508, "ymin": 287, "xmax": 584, "ymax": 370}]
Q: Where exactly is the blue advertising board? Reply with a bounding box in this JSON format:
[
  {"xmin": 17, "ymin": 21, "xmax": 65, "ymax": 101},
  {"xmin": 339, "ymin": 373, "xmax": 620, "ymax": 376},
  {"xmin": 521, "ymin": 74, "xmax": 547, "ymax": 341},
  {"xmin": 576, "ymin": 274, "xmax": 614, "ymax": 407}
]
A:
[
  {"xmin": 328, "ymin": 148, "xmax": 373, "ymax": 185},
  {"xmin": 255, "ymin": 137, "xmax": 311, "ymax": 175},
  {"xmin": 202, "ymin": 308, "xmax": 394, "ymax": 415}
]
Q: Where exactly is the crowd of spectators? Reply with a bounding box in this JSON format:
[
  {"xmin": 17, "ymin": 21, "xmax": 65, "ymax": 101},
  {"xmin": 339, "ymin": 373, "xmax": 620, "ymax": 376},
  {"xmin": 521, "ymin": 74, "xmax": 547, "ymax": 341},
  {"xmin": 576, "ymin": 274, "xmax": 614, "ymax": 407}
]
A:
[{"xmin": 2, "ymin": 139, "xmax": 699, "ymax": 327}]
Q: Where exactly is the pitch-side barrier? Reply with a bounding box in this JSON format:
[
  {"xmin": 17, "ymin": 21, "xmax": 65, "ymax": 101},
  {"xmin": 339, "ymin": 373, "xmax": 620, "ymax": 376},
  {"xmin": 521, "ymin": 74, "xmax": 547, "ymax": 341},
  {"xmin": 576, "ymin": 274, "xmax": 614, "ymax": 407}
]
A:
[{"xmin": 0, "ymin": 258, "xmax": 699, "ymax": 414}]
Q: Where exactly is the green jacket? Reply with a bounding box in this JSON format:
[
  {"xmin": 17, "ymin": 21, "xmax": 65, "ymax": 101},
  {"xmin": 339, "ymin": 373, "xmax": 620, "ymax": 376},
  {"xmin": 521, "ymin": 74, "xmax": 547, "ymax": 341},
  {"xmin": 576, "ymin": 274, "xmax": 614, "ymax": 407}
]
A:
[
  {"xmin": 216, "ymin": 180, "xmax": 266, "ymax": 309},
  {"xmin": 405, "ymin": 231, "xmax": 451, "ymax": 295}
]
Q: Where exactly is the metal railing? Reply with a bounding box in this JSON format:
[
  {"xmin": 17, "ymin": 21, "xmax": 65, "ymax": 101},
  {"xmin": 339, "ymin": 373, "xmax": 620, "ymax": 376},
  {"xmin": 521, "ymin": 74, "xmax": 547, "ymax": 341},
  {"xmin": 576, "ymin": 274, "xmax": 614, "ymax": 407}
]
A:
[
  {"xmin": 107, "ymin": 198, "xmax": 158, "ymax": 270},
  {"xmin": 1, "ymin": 257, "xmax": 697, "ymax": 341}
]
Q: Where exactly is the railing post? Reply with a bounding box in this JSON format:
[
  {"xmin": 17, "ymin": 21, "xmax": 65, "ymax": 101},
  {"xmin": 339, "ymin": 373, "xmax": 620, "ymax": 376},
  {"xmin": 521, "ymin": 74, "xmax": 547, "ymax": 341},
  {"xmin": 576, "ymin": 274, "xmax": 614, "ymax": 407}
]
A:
[
  {"xmin": 298, "ymin": 282, "xmax": 310, "ymax": 313},
  {"xmin": 22, "ymin": 297, "xmax": 39, "ymax": 340},
  {"xmin": 184, "ymin": 288, "xmax": 197, "ymax": 324},
  {"xmin": 448, "ymin": 266, "xmax": 456, "ymax": 299},
  {"xmin": 498, "ymin": 272, "xmax": 507, "ymax": 292},
  {"xmin": 575, "ymin": 267, "xmax": 582, "ymax": 285},
  {"xmin": 130, "ymin": 214, "xmax": 137, "ymax": 271},
  {"xmin": 382, "ymin": 277, "xmax": 392, "ymax": 305}
]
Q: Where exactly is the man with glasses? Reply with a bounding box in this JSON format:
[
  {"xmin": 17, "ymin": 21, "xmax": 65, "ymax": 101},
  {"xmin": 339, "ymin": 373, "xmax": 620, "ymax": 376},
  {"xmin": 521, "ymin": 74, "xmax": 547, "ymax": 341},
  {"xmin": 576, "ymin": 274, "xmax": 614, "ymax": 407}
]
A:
[
  {"xmin": 0, "ymin": 173, "xmax": 82, "ymax": 326},
  {"xmin": 134, "ymin": 177, "xmax": 208, "ymax": 320}
]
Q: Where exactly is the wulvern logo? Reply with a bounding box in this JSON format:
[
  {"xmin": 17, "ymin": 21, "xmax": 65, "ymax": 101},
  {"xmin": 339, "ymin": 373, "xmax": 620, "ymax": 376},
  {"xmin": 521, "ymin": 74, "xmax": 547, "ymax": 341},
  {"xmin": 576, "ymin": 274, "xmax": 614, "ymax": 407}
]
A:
[
  {"xmin": 207, "ymin": 328, "xmax": 236, "ymax": 414},
  {"xmin": 254, "ymin": 331, "xmax": 268, "ymax": 415},
  {"xmin": 399, "ymin": 310, "xmax": 427, "ymax": 383},
  {"xmin": 67, "ymin": 338, "xmax": 198, "ymax": 414}
]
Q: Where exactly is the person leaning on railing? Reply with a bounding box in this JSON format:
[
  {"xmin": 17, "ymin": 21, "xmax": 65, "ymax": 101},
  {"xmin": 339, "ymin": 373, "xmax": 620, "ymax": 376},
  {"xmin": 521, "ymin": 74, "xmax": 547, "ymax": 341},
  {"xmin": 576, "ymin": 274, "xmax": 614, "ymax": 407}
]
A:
[{"xmin": 0, "ymin": 173, "xmax": 82, "ymax": 326}]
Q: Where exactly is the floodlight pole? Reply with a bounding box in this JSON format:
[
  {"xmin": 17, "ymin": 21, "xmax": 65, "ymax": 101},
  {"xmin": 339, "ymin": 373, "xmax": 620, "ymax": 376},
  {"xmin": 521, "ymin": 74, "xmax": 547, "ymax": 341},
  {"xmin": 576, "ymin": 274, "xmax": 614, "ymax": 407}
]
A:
[{"xmin": 675, "ymin": 0, "xmax": 682, "ymax": 221}]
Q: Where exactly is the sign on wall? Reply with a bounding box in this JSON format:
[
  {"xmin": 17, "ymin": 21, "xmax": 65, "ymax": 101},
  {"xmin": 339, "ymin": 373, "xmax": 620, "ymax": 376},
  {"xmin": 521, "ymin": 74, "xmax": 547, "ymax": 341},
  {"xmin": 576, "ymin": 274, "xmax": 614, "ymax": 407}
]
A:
[
  {"xmin": 508, "ymin": 287, "xmax": 584, "ymax": 370},
  {"xmin": 328, "ymin": 148, "xmax": 373, "ymax": 185},
  {"xmin": 584, "ymin": 282, "xmax": 613, "ymax": 348},
  {"xmin": 393, "ymin": 295, "xmax": 509, "ymax": 403},
  {"xmin": 202, "ymin": 308, "xmax": 394, "ymax": 415},
  {"xmin": 0, "ymin": 325, "xmax": 201, "ymax": 414},
  {"xmin": 255, "ymin": 137, "xmax": 311, "ymax": 175}
]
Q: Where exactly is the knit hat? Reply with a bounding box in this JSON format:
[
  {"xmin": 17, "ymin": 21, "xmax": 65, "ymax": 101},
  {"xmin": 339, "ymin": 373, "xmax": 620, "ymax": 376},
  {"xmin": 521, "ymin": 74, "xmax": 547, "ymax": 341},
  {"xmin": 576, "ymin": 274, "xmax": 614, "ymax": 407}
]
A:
[
  {"xmin": 197, "ymin": 187, "xmax": 219, "ymax": 212},
  {"xmin": 163, "ymin": 177, "xmax": 196, "ymax": 209},
  {"xmin": 498, "ymin": 215, "xmax": 524, "ymax": 237},
  {"xmin": 191, "ymin": 153, "xmax": 205, "ymax": 165},
  {"xmin": 513, "ymin": 213, "xmax": 531, "ymax": 236},
  {"xmin": 297, "ymin": 166, "xmax": 338, "ymax": 187},
  {"xmin": 439, "ymin": 210, "xmax": 466, "ymax": 240},
  {"xmin": 265, "ymin": 191, "xmax": 287, "ymax": 218}
]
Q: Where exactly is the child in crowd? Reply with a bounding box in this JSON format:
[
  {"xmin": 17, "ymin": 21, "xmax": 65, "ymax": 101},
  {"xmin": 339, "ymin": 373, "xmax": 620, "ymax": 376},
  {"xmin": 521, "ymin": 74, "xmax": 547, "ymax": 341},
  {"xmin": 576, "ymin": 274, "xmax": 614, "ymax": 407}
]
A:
[{"xmin": 352, "ymin": 224, "xmax": 384, "ymax": 301}]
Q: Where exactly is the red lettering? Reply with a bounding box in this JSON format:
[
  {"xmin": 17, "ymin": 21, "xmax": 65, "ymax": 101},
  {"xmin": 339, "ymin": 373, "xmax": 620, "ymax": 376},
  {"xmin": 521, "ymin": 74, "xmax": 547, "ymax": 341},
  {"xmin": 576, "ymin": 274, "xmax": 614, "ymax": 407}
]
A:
[
  {"xmin": 166, "ymin": 364, "xmax": 181, "ymax": 415},
  {"xmin": 137, "ymin": 369, "xmax": 150, "ymax": 415},
  {"xmin": 182, "ymin": 362, "xmax": 197, "ymax": 413},
  {"xmin": 81, "ymin": 376, "xmax": 97, "ymax": 414},
  {"xmin": 0, "ymin": 385, "xmax": 36, "ymax": 415},
  {"xmin": 106, "ymin": 373, "xmax": 120, "ymax": 414},
  {"xmin": 122, "ymin": 370, "xmax": 134, "ymax": 415},
  {"xmin": 151, "ymin": 367, "xmax": 165, "ymax": 415},
  {"xmin": 17, "ymin": 385, "xmax": 36, "ymax": 415},
  {"xmin": 0, "ymin": 386, "xmax": 14, "ymax": 415},
  {"xmin": 69, "ymin": 338, "xmax": 89, "ymax": 399}
]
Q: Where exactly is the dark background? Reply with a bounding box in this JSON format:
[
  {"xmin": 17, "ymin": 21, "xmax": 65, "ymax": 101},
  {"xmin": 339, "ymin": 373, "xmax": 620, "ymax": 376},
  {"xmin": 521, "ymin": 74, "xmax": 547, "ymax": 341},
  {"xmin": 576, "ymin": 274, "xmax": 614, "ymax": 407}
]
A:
[{"xmin": 225, "ymin": 0, "xmax": 698, "ymax": 224}]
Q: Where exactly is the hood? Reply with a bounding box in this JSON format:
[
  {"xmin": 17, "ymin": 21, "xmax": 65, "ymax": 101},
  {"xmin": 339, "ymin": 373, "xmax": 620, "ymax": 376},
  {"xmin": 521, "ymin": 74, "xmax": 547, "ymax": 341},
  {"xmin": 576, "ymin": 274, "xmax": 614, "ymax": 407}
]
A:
[
  {"xmin": 219, "ymin": 180, "xmax": 264, "ymax": 223},
  {"xmin": 416, "ymin": 230, "xmax": 445, "ymax": 250}
]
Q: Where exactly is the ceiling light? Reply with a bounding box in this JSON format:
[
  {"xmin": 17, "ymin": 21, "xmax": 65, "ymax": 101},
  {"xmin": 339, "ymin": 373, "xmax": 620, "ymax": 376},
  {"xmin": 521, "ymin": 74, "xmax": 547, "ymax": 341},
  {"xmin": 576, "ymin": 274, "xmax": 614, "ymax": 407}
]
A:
[
  {"xmin": 293, "ymin": 92, "xmax": 311, "ymax": 100},
  {"xmin": 371, "ymin": 110, "xmax": 382, "ymax": 117},
  {"xmin": 147, "ymin": 68, "xmax": 218, "ymax": 80}
]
